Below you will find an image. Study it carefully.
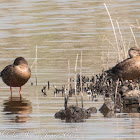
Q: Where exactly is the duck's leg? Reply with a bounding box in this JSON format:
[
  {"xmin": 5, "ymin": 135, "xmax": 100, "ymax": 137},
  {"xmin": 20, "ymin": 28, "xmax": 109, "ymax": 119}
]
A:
[
  {"xmin": 19, "ymin": 87, "xmax": 22, "ymax": 99},
  {"xmin": 10, "ymin": 87, "xmax": 12, "ymax": 98}
]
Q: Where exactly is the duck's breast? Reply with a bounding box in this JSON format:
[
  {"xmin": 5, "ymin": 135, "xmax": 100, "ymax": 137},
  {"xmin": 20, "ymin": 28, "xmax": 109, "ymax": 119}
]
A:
[
  {"xmin": 7, "ymin": 65, "xmax": 31, "ymax": 87},
  {"xmin": 121, "ymin": 56, "xmax": 140, "ymax": 80},
  {"xmin": 14, "ymin": 65, "xmax": 31, "ymax": 81}
]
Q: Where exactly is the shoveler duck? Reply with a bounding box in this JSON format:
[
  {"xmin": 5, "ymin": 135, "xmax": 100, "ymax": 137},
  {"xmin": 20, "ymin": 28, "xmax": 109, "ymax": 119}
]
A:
[{"xmin": 0, "ymin": 57, "xmax": 31, "ymax": 98}]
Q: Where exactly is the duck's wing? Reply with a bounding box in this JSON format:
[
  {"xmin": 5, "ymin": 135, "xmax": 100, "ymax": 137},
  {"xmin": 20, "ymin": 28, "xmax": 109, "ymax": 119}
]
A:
[
  {"xmin": 106, "ymin": 58, "xmax": 136, "ymax": 80},
  {"xmin": 112, "ymin": 58, "xmax": 133, "ymax": 72},
  {"xmin": 0, "ymin": 65, "xmax": 13, "ymax": 77}
]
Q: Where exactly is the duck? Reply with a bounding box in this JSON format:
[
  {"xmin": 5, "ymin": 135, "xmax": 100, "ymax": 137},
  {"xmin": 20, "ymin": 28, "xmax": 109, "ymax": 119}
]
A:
[
  {"xmin": 0, "ymin": 57, "xmax": 31, "ymax": 98},
  {"xmin": 106, "ymin": 47, "xmax": 140, "ymax": 81}
]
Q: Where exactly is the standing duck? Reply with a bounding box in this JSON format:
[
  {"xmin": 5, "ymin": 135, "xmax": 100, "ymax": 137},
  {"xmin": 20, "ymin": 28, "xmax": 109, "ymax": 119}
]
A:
[
  {"xmin": 0, "ymin": 57, "xmax": 31, "ymax": 98},
  {"xmin": 106, "ymin": 47, "xmax": 140, "ymax": 81}
]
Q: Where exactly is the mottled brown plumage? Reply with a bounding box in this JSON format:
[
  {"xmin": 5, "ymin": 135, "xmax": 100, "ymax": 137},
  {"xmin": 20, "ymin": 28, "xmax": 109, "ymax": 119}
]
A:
[
  {"xmin": 128, "ymin": 47, "xmax": 140, "ymax": 58},
  {"xmin": 107, "ymin": 47, "xmax": 140, "ymax": 81},
  {"xmin": 0, "ymin": 57, "xmax": 31, "ymax": 97}
]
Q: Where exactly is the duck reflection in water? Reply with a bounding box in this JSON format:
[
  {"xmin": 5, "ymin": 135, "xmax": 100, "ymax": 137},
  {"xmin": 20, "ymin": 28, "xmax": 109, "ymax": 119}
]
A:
[{"xmin": 3, "ymin": 97, "xmax": 32, "ymax": 123}]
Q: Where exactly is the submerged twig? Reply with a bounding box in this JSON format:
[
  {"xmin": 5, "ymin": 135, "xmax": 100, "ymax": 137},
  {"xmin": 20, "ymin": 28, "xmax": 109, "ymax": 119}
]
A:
[
  {"xmin": 48, "ymin": 81, "xmax": 50, "ymax": 90},
  {"xmin": 64, "ymin": 88, "xmax": 68, "ymax": 110},
  {"xmin": 64, "ymin": 60, "xmax": 70, "ymax": 109}
]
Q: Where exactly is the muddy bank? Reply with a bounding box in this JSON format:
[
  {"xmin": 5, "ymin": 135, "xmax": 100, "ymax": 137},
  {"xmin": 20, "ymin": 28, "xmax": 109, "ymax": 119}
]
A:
[{"xmin": 54, "ymin": 70, "xmax": 140, "ymax": 120}]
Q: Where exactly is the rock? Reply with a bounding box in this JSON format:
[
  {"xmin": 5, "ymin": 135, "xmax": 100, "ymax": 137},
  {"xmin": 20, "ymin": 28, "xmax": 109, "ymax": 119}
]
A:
[
  {"xmin": 55, "ymin": 105, "xmax": 97, "ymax": 122},
  {"xmin": 99, "ymin": 100, "xmax": 115, "ymax": 117},
  {"xmin": 100, "ymin": 101, "xmax": 114, "ymax": 112},
  {"xmin": 122, "ymin": 89, "xmax": 140, "ymax": 105},
  {"xmin": 122, "ymin": 90, "xmax": 140, "ymax": 98},
  {"xmin": 87, "ymin": 107, "xmax": 97, "ymax": 113},
  {"xmin": 55, "ymin": 109, "xmax": 66, "ymax": 118}
]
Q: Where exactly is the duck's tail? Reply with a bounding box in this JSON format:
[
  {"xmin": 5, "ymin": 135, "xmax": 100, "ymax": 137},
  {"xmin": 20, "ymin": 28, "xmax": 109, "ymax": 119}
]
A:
[{"xmin": 105, "ymin": 69, "xmax": 115, "ymax": 80}]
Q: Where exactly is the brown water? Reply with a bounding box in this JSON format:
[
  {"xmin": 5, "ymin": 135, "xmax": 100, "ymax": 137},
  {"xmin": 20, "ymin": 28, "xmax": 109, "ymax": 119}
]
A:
[{"xmin": 0, "ymin": 0, "xmax": 140, "ymax": 139}]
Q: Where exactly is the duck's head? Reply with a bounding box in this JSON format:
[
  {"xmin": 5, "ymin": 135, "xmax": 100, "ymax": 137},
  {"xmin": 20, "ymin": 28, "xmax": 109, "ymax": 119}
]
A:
[
  {"xmin": 13, "ymin": 57, "xmax": 28, "ymax": 66},
  {"xmin": 128, "ymin": 47, "xmax": 140, "ymax": 58}
]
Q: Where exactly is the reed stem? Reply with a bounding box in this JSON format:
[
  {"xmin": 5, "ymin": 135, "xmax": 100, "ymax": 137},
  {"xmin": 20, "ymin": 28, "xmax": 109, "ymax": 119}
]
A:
[
  {"xmin": 115, "ymin": 79, "xmax": 119, "ymax": 105},
  {"xmin": 80, "ymin": 51, "xmax": 84, "ymax": 108},
  {"xmin": 116, "ymin": 20, "xmax": 127, "ymax": 59},
  {"xmin": 75, "ymin": 54, "xmax": 79, "ymax": 106},
  {"xmin": 64, "ymin": 60, "xmax": 70, "ymax": 109},
  {"xmin": 35, "ymin": 45, "xmax": 38, "ymax": 85},
  {"xmin": 104, "ymin": 3, "xmax": 120, "ymax": 61},
  {"xmin": 130, "ymin": 26, "xmax": 138, "ymax": 47}
]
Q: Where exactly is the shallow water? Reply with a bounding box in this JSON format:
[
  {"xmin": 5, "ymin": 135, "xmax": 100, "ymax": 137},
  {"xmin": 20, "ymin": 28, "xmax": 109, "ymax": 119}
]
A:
[{"xmin": 0, "ymin": 0, "xmax": 140, "ymax": 139}]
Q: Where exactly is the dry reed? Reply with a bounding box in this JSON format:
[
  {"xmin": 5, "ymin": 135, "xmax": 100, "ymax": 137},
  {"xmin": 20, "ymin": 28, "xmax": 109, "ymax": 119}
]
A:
[
  {"xmin": 104, "ymin": 3, "xmax": 121, "ymax": 61},
  {"xmin": 75, "ymin": 54, "xmax": 79, "ymax": 106},
  {"xmin": 80, "ymin": 51, "xmax": 84, "ymax": 108},
  {"xmin": 130, "ymin": 26, "xmax": 139, "ymax": 47}
]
